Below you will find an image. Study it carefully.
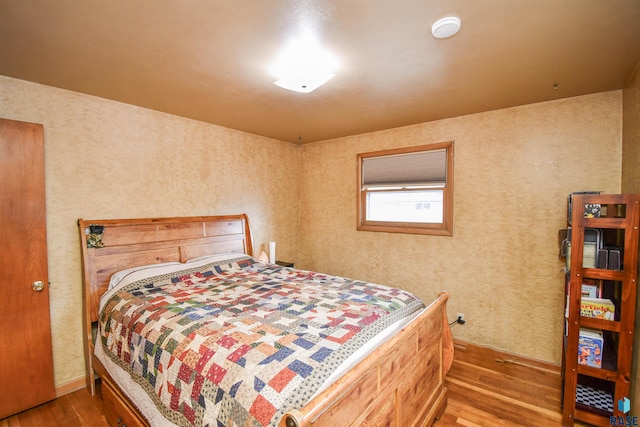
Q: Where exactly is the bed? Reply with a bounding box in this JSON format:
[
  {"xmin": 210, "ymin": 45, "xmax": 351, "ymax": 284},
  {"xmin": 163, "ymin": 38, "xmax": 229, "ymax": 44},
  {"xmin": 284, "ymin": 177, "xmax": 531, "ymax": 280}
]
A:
[{"xmin": 78, "ymin": 214, "xmax": 453, "ymax": 427}]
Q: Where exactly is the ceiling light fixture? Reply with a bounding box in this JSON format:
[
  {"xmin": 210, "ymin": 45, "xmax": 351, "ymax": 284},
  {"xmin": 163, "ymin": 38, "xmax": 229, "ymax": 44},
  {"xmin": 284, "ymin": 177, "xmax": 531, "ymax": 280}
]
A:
[
  {"xmin": 431, "ymin": 16, "xmax": 461, "ymax": 39},
  {"xmin": 271, "ymin": 34, "xmax": 338, "ymax": 93}
]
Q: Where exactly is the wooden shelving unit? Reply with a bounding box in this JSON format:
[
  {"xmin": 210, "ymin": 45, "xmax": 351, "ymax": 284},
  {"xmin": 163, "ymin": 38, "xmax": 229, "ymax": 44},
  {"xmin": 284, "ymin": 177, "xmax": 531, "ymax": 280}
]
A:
[{"xmin": 562, "ymin": 194, "xmax": 640, "ymax": 426}]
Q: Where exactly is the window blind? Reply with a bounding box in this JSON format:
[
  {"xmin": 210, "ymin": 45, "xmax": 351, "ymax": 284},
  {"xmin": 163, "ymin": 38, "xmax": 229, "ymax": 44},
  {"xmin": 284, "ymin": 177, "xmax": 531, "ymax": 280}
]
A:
[{"xmin": 361, "ymin": 148, "xmax": 446, "ymax": 188}]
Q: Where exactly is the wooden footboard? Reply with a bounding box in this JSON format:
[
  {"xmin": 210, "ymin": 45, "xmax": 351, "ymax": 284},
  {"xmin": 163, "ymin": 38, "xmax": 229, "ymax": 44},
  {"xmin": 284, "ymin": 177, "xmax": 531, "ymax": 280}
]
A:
[{"xmin": 280, "ymin": 291, "xmax": 452, "ymax": 427}]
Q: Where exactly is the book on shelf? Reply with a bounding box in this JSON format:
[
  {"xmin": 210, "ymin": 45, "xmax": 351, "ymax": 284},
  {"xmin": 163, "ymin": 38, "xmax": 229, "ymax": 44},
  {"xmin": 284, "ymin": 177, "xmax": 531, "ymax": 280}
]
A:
[
  {"xmin": 578, "ymin": 328, "xmax": 603, "ymax": 368},
  {"xmin": 564, "ymin": 281, "xmax": 604, "ymax": 319},
  {"xmin": 581, "ymin": 297, "xmax": 615, "ymax": 320}
]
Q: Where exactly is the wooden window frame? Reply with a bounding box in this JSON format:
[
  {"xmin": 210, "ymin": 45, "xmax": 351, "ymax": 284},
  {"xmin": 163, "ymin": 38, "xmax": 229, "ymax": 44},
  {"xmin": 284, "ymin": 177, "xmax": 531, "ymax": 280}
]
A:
[{"xmin": 357, "ymin": 141, "xmax": 454, "ymax": 236}]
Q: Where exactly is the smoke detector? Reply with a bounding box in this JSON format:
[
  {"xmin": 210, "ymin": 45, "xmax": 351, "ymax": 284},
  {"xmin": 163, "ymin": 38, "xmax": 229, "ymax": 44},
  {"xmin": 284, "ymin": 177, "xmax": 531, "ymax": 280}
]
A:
[{"xmin": 431, "ymin": 17, "xmax": 461, "ymax": 39}]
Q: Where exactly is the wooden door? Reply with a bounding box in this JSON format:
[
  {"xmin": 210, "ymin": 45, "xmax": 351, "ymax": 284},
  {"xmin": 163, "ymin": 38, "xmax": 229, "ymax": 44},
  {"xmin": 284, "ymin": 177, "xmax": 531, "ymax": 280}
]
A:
[{"xmin": 0, "ymin": 118, "xmax": 55, "ymax": 418}]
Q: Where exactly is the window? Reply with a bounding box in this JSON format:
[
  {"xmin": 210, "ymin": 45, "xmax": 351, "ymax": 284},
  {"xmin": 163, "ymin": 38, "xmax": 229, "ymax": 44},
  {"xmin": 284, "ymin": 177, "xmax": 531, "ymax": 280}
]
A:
[{"xmin": 357, "ymin": 141, "xmax": 454, "ymax": 235}]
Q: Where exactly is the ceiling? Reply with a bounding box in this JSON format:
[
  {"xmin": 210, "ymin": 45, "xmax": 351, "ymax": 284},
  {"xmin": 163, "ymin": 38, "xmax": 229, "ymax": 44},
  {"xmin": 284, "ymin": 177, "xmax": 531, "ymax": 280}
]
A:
[{"xmin": 1, "ymin": 1, "xmax": 639, "ymax": 144}]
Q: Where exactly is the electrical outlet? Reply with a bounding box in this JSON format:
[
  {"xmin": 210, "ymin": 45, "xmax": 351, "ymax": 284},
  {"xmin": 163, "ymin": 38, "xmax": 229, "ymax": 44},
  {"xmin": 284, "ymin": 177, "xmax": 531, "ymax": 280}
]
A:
[{"xmin": 456, "ymin": 313, "xmax": 465, "ymax": 323}]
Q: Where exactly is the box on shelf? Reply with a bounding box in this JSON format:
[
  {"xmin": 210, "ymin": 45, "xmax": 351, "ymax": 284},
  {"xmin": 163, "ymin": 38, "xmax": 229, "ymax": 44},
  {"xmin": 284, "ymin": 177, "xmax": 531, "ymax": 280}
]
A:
[
  {"xmin": 581, "ymin": 281, "xmax": 601, "ymax": 298},
  {"xmin": 580, "ymin": 298, "xmax": 615, "ymax": 320},
  {"xmin": 578, "ymin": 328, "xmax": 603, "ymax": 368},
  {"xmin": 597, "ymin": 247, "xmax": 622, "ymax": 270}
]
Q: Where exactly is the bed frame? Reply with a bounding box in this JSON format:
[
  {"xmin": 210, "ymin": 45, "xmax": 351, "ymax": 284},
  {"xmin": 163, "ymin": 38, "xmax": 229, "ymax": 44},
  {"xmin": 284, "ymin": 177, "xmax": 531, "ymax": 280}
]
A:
[{"xmin": 78, "ymin": 214, "xmax": 453, "ymax": 427}]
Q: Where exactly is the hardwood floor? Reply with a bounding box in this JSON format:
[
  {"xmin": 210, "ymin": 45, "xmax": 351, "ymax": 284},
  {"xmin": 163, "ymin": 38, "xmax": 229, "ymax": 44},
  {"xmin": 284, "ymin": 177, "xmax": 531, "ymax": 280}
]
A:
[
  {"xmin": 435, "ymin": 340, "xmax": 589, "ymax": 427},
  {"xmin": 0, "ymin": 340, "xmax": 588, "ymax": 427},
  {"xmin": 0, "ymin": 384, "xmax": 109, "ymax": 427}
]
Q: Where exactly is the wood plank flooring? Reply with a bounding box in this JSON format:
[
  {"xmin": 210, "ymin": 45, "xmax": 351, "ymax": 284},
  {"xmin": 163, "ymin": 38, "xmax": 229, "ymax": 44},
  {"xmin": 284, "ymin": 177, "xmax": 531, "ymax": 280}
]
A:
[
  {"xmin": 0, "ymin": 384, "xmax": 109, "ymax": 427},
  {"xmin": 0, "ymin": 340, "xmax": 588, "ymax": 427},
  {"xmin": 435, "ymin": 340, "xmax": 589, "ymax": 427}
]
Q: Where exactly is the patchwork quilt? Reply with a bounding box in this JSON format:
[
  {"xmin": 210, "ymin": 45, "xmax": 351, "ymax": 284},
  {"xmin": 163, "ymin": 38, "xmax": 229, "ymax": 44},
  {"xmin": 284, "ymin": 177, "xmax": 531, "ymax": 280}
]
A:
[{"xmin": 99, "ymin": 256, "xmax": 424, "ymax": 427}]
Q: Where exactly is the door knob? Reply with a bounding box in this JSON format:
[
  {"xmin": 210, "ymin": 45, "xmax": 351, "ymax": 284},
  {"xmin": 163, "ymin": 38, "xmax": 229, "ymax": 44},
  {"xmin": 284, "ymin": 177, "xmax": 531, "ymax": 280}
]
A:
[{"xmin": 32, "ymin": 280, "xmax": 45, "ymax": 292}]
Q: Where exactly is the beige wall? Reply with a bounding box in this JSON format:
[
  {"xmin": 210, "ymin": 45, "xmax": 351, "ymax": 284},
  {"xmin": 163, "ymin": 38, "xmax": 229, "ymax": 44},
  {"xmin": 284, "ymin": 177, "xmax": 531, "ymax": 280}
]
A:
[
  {"xmin": 298, "ymin": 92, "xmax": 623, "ymax": 364},
  {"xmin": 622, "ymin": 62, "xmax": 640, "ymax": 414},
  {"xmin": 0, "ymin": 75, "xmax": 300, "ymax": 389},
  {"xmin": 1, "ymin": 74, "xmax": 631, "ymax": 404},
  {"xmin": 622, "ymin": 63, "xmax": 640, "ymax": 194}
]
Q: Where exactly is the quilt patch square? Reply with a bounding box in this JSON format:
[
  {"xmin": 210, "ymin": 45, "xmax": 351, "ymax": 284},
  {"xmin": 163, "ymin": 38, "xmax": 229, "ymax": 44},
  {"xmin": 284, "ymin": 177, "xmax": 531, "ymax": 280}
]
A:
[
  {"xmin": 249, "ymin": 394, "xmax": 276, "ymax": 426},
  {"xmin": 268, "ymin": 367, "xmax": 297, "ymax": 393}
]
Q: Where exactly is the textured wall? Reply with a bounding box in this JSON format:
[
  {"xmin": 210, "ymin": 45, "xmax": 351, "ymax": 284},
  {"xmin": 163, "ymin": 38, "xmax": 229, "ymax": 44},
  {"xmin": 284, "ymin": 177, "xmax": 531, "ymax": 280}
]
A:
[
  {"xmin": 0, "ymin": 74, "xmax": 629, "ymax": 395},
  {"xmin": 299, "ymin": 92, "xmax": 623, "ymax": 364},
  {"xmin": 622, "ymin": 62, "xmax": 640, "ymax": 415},
  {"xmin": 0, "ymin": 76, "xmax": 299, "ymax": 388},
  {"xmin": 623, "ymin": 64, "xmax": 640, "ymax": 193}
]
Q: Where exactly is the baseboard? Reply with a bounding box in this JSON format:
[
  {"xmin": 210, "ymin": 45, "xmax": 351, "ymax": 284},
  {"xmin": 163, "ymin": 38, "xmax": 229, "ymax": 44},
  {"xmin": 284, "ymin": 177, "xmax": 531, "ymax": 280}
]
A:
[
  {"xmin": 55, "ymin": 376, "xmax": 86, "ymax": 397},
  {"xmin": 453, "ymin": 338, "xmax": 561, "ymax": 374}
]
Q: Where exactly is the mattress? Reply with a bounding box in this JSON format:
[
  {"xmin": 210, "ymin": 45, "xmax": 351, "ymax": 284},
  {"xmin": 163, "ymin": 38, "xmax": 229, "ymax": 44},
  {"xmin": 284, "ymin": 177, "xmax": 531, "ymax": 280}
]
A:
[{"xmin": 95, "ymin": 254, "xmax": 425, "ymax": 427}]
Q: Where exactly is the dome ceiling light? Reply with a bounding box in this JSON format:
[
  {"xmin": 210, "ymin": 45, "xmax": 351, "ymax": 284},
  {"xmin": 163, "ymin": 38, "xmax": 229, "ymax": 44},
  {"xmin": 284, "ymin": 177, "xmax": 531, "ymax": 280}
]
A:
[{"xmin": 271, "ymin": 34, "xmax": 338, "ymax": 94}]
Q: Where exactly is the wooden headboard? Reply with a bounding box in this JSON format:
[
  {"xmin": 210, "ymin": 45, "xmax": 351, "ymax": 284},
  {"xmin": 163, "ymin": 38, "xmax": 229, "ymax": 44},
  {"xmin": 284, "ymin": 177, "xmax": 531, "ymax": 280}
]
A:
[
  {"xmin": 78, "ymin": 214, "xmax": 253, "ymax": 393},
  {"xmin": 78, "ymin": 214, "xmax": 253, "ymax": 323}
]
